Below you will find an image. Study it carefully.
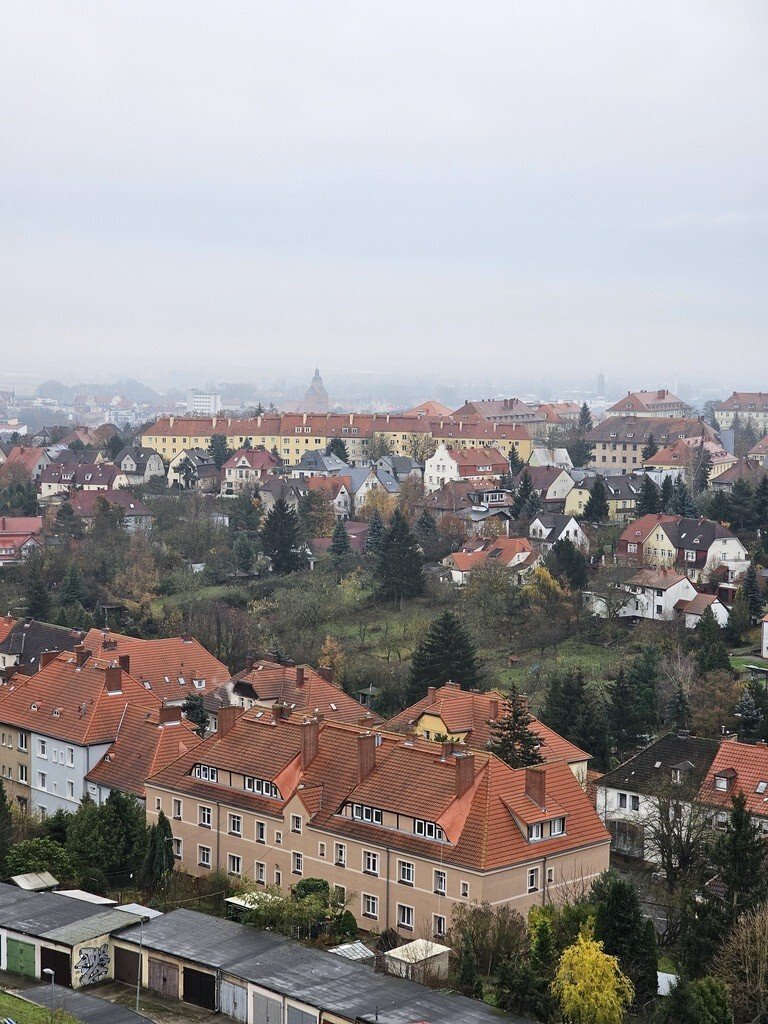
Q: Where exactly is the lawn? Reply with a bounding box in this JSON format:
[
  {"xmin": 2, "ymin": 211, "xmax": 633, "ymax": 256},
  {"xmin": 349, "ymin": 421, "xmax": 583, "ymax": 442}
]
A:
[{"xmin": 0, "ymin": 991, "xmax": 79, "ymax": 1024}]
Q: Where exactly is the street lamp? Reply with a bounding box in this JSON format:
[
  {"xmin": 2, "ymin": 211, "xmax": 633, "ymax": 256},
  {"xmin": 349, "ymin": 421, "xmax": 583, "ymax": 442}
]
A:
[{"xmin": 42, "ymin": 968, "xmax": 55, "ymax": 1023}]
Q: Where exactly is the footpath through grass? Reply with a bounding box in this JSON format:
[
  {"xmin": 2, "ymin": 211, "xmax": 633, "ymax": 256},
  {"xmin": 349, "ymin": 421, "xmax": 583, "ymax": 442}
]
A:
[{"xmin": 0, "ymin": 990, "xmax": 79, "ymax": 1024}]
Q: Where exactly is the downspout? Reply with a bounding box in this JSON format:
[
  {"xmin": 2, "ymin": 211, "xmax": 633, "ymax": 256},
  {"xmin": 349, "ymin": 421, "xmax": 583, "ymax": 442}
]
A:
[
  {"xmin": 542, "ymin": 854, "xmax": 548, "ymax": 906},
  {"xmin": 385, "ymin": 846, "xmax": 391, "ymax": 931},
  {"xmin": 215, "ymin": 801, "xmax": 221, "ymax": 872}
]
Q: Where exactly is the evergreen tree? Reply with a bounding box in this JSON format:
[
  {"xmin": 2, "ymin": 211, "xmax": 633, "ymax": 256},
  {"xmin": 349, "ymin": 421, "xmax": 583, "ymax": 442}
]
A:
[
  {"xmin": 364, "ymin": 509, "xmax": 385, "ymax": 554},
  {"xmin": 329, "ymin": 518, "xmax": 351, "ymax": 560},
  {"xmin": 635, "ymin": 475, "xmax": 661, "ymax": 516},
  {"xmin": 59, "ymin": 565, "xmax": 87, "ymax": 607},
  {"xmin": 667, "ymin": 684, "xmax": 692, "ymax": 731},
  {"xmin": 54, "ymin": 500, "xmax": 84, "ymax": 540},
  {"xmin": 261, "ymin": 498, "xmax": 304, "ymax": 574},
  {"xmin": 99, "ymin": 790, "xmax": 147, "ymax": 880},
  {"xmin": 414, "ymin": 509, "xmax": 440, "ymax": 559},
  {"xmin": 546, "ymin": 537, "xmax": 589, "ymax": 590},
  {"xmin": 626, "ymin": 646, "xmax": 660, "ymax": 736},
  {"xmin": 670, "ymin": 475, "xmax": 698, "ymax": 517},
  {"xmin": 507, "ymin": 446, "xmax": 524, "ymax": 474},
  {"xmin": 326, "ymin": 437, "xmax": 349, "ymax": 462},
  {"xmin": 592, "ymin": 872, "xmax": 658, "ymax": 1005},
  {"xmin": 541, "ymin": 669, "xmax": 610, "ymax": 767},
  {"xmin": 708, "ymin": 488, "xmax": 731, "ymax": 523},
  {"xmin": 692, "ymin": 444, "xmax": 714, "ymax": 494},
  {"xmin": 752, "ymin": 476, "xmax": 768, "ymax": 531},
  {"xmin": 733, "ymin": 688, "xmax": 763, "ymax": 743},
  {"xmin": 207, "ymin": 433, "xmax": 232, "ymax": 469},
  {"xmin": 695, "ymin": 606, "xmax": 731, "ymax": 675},
  {"xmin": 407, "ymin": 611, "xmax": 479, "ymax": 702},
  {"xmin": 66, "ymin": 796, "xmax": 103, "ymax": 874},
  {"xmin": 660, "ymin": 475, "xmax": 674, "ymax": 512},
  {"xmin": 455, "ymin": 934, "xmax": 482, "ymax": 998},
  {"xmin": 0, "ymin": 780, "xmax": 12, "ymax": 878},
  {"xmin": 578, "ymin": 402, "xmax": 593, "ymax": 434},
  {"xmin": 641, "ymin": 434, "xmax": 659, "ymax": 461},
  {"xmin": 374, "ymin": 509, "xmax": 423, "ymax": 605},
  {"xmin": 232, "ymin": 533, "xmax": 255, "ymax": 572},
  {"xmin": 26, "ymin": 558, "xmax": 50, "ymax": 621},
  {"xmin": 725, "ymin": 590, "xmax": 751, "ymax": 645},
  {"xmin": 568, "ymin": 436, "xmax": 593, "ymax": 469},
  {"xmin": 741, "ymin": 563, "xmax": 765, "ymax": 622},
  {"xmin": 728, "ymin": 479, "xmax": 755, "ymax": 530},
  {"xmin": 584, "ymin": 476, "xmax": 609, "ymax": 521},
  {"xmin": 609, "ymin": 667, "xmax": 644, "ymax": 757},
  {"xmin": 659, "ymin": 976, "xmax": 734, "ymax": 1024},
  {"xmin": 512, "ymin": 469, "xmax": 534, "ymax": 519},
  {"xmin": 488, "ymin": 684, "xmax": 544, "ymax": 768},
  {"xmin": 228, "ymin": 488, "xmax": 261, "ymax": 533},
  {"xmin": 183, "ymin": 692, "xmax": 210, "ymax": 737},
  {"xmin": 712, "ymin": 791, "xmax": 768, "ymax": 917},
  {"xmin": 140, "ymin": 811, "xmax": 175, "ymax": 889}
]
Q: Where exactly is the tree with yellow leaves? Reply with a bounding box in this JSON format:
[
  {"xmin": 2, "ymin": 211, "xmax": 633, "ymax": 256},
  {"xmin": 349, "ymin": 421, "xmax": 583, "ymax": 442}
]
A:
[
  {"xmin": 552, "ymin": 929, "xmax": 633, "ymax": 1024},
  {"xmin": 320, "ymin": 635, "xmax": 345, "ymax": 684}
]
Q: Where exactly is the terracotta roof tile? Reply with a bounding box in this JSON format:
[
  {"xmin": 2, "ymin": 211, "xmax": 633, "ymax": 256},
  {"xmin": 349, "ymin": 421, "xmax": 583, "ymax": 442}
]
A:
[{"xmin": 699, "ymin": 741, "xmax": 768, "ymax": 817}]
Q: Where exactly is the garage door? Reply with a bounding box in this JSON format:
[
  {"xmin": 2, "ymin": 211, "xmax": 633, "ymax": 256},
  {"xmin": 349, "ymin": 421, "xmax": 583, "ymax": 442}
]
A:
[
  {"xmin": 220, "ymin": 979, "xmax": 247, "ymax": 1022},
  {"xmin": 253, "ymin": 991, "xmax": 282, "ymax": 1024},
  {"xmin": 6, "ymin": 938, "xmax": 36, "ymax": 978},
  {"xmin": 287, "ymin": 1007, "xmax": 318, "ymax": 1024},
  {"xmin": 41, "ymin": 947, "xmax": 72, "ymax": 988},
  {"xmin": 148, "ymin": 957, "xmax": 179, "ymax": 999},
  {"xmin": 183, "ymin": 966, "xmax": 216, "ymax": 1010},
  {"xmin": 114, "ymin": 946, "xmax": 140, "ymax": 986}
]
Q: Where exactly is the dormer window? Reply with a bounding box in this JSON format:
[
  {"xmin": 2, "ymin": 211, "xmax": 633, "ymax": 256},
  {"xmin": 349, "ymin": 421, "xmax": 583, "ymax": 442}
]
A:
[
  {"xmin": 528, "ymin": 822, "xmax": 544, "ymax": 842},
  {"xmin": 714, "ymin": 775, "xmax": 729, "ymax": 792},
  {"xmin": 414, "ymin": 818, "xmax": 445, "ymax": 841},
  {"xmin": 193, "ymin": 765, "xmax": 218, "ymax": 783},
  {"xmin": 351, "ymin": 803, "xmax": 382, "ymax": 824}
]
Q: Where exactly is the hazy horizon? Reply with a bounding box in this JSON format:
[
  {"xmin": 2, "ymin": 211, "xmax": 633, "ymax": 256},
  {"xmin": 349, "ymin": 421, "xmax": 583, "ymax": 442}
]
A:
[{"xmin": 2, "ymin": 1, "xmax": 766, "ymax": 380}]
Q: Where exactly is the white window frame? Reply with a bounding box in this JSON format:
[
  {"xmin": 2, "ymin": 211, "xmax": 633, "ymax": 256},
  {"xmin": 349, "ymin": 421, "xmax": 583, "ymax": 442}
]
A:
[
  {"xmin": 228, "ymin": 853, "xmax": 242, "ymax": 876},
  {"xmin": 362, "ymin": 893, "xmax": 379, "ymax": 919},
  {"xmin": 527, "ymin": 867, "xmax": 540, "ymax": 893},
  {"xmin": 397, "ymin": 904, "xmax": 415, "ymax": 930}
]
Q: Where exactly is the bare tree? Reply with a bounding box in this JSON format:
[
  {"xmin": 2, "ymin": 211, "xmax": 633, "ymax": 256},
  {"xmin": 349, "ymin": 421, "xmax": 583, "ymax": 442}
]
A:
[{"xmin": 714, "ymin": 902, "xmax": 768, "ymax": 1023}]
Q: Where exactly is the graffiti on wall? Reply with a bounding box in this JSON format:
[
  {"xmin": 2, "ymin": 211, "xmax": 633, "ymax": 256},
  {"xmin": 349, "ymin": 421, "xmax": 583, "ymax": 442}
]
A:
[{"xmin": 75, "ymin": 943, "xmax": 110, "ymax": 985}]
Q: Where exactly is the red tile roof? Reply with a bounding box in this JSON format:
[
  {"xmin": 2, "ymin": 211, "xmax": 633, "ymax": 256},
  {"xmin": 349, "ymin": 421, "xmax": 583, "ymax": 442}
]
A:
[
  {"xmin": 0, "ymin": 517, "xmax": 43, "ymax": 536},
  {"xmin": 0, "ymin": 651, "xmax": 160, "ymax": 744},
  {"xmin": 83, "ymin": 629, "xmax": 230, "ymax": 701},
  {"xmin": 225, "ymin": 661, "xmax": 380, "ymax": 725},
  {"xmin": 717, "ymin": 393, "xmax": 768, "ymax": 412},
  {"xmin": 618, "ymin": 513, "xmax": 679, "ymax": 546},
  {"xmin": 699, "ymin": 741, "xmax": 768, "ymax": 817},
  {"xmin": 628, "ymin": 568, "xmax": 689, "ymax": 590},
  {"xmin": 222, "ymin": 449, "xmax": 279, "ymax": 472},
  {"xmin": 444, "ymin": 446, "xmax": 508, "ymax": 472},
  {"xmin": 0, "ymin": 616, "xmax": 17, "ymax": 646},
  {"xmin": 85, "ymin": 707, "xmax": 203, "ymax": 797},
  {"xmin": 607, "ymin": 390, "xmax": 689, "ymax": 415},
  {"xmin": 386, "ymin": 684, "xmax": 590, "ymax": 764},
  {"xmin": 448, "ymin": 537, "xmax": 533, "ymax": 572},
  {"xmin": 146, "ymin": 714, "xmax": 608, "ymax": 871}
]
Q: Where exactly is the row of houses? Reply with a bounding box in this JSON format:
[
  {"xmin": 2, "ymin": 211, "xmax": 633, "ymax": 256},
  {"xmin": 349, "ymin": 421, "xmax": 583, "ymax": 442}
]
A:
[{"xmin": 0, "ymin": 629, "xmax": 610, "ymax": 940}]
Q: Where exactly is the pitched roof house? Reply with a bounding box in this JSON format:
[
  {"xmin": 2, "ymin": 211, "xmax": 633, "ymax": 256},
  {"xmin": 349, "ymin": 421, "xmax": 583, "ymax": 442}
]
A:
[
  {"xmin": 606, "ymin": 390, "xmax": 692, "ymax": 418},
  {"xmin": 145, "ymin": 710, "xmax": 610, "ymax": 932},
  {"xmin": 83, "ymin": 629, "xmax": 231, "ymax": 705},
  {"xmin": 444, "ymin": 537, "xmax": 536, "ymax": 585},
  {"xmin": 0, "ymin": 619, "xmax": 86, "ymax": 677},
  {"xmin": 1, "ymin": 446, "xmax": 50, "ymax": 481},
  {"xmin": 424, "ymin": 444, "xmax": 508, "ymax": 493},
  {"xmin": 221, "ymin": 449, "xmax": 280, "ymax": 495},
  {"xmin": 69, "ymin": 490, "xmax": 152, "ymax": 533},
  {"xmin": 386, "ymin": 683, "xmax": 591, "ymax": 784}
]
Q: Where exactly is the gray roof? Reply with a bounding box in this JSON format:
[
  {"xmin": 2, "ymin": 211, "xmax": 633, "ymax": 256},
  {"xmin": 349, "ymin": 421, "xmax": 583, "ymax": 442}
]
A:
[
  {"xmin": 0, "ymin": 620, "xmax": 85, "ymax": 671},
  {"xmin": 0, "ymin": 882, "xmax": 135, "ymax": 945},
  {"xmin": 297, "ymin": 451, "xmax": 349, "ymax": 472},
  {"xmin": 24, "ymin": 984, "xmax": 151, "ymax": 1024},
  {"xmin": 599, "ymin": 733, "xmax": 720, "ymax": 795},
  {"xmin": 346, "ymin": 466, "xmax": 400, "ymax": 495},
  {"xmin": 116, "ymin": 909, "xmax": 527, "ymax": 1024},
  {"xmin": 43, "ymin": 908, "xmax": 140, "ymax": 945}
]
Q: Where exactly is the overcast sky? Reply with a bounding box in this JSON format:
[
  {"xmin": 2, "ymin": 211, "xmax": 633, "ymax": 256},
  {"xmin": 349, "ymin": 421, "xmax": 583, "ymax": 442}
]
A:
[{"xmin": 1, "ymin": 1, "xmax": 766, "ymax": 385}]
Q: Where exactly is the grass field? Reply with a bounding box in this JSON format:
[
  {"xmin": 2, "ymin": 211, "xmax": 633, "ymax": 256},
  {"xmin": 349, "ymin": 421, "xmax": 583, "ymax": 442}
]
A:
[{"xmin": 0, "ymin": 991, "xmax": 79, "ymax": 1024}]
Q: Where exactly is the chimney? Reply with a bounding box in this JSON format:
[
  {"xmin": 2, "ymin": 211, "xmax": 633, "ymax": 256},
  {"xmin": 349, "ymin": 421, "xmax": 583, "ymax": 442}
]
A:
[
  {"xmin": 455, "ymin": 751, "xmax": 475, "ymax": 798},
  {"xmin": 105, "ymin": 665, "xmax": 123, "ymax": 694},
  {"xmin": 118, "ymin": 654, "xmax": 131, "ymax": 673},
  {"xmin": 301, "ymin": 718, "xmax": 320, "ymax": 768},
  {"xmin": 159, "ymin": 705, "xmax": 182, "ymax": 725},
  {"xmin": 218, "ymin": 705, "xmax": 245, "ymax": 736},
  {"xmin": 75, "ymin": 645, "xmax": 91, "ymax": 668},
  {"xmin": 317, "ymin": 666, "xmax": 333, "ymax": 683},
  {"xmin": 525, "ymin": 766, "xmax": 547, "ymax": 810},
  {"xmin": 358, "ymin": 733, "xmax": 377, "ymax": 783},
  {"xmin": 296, "ymin": 666, "xmax": 305, "ymax": 687},
  {"xmin": 271, "ymin": 702, "xmax": 288, "ymax": 724},
  {"xmin": 40, "ymin": 650, "xmax": 59, "ymax": 670},
  {"xmin": 427, "ymin": 685, "xmax": 437, "ymax": 703},
  {"xmin": 441, "ymin": 739, "xmax": 455, "ymax": 760},
  {"xmin": 488, "ymin": 697, "xmax": 499, "ymax": 721}
]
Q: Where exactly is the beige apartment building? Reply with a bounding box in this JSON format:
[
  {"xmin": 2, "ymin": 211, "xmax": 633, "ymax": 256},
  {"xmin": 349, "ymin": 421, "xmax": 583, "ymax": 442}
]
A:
[{"xmin": 146, "ymin": 709, "xmax": 610, "ymax": 939}]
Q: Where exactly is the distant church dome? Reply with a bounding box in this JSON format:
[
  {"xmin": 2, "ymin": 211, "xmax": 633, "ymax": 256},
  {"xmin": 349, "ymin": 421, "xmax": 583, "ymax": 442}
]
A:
[{"xmin": 303, "ymin": 368, "xmax": 330, "ymax": 414}]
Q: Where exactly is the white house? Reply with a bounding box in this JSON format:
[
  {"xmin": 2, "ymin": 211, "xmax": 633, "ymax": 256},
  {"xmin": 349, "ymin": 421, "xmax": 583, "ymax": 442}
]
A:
[
  {"xmin": 676, "ymin": 593, "xmax": 730, "ymax": 629},
  {"xmin": 424, "ymin": 443, "xmax": 508, "ymax": 492},
  {"xmin": 585, "ymin": 568, "xmax": 698, "ymax": 622},
  {"xmin": 114, "ymin": 447, "xmax": 166, "ymax": 486},
  {"xmin": 762, "ymin": 615, "xmax": 768, "ymax": 659},
  {"xmin": 529, "ymin": 513, "xmax": 589, "ymax": 553}
]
